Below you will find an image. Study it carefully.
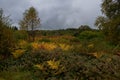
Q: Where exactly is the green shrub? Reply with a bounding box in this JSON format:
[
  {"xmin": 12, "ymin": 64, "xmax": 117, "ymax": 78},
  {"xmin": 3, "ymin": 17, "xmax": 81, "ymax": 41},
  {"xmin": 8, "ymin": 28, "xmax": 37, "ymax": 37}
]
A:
[
  {"xmin": 14, "ymin": 30, "xmax": 28, "ymax": 40},
  {"xmin": 38, "ymin": 38, "xmax": 51, "ymax": 42},
  {"xmin": 78, "ymin": 31, "xmax": 104, "ymax": 40},
  {"xmin": 0, "ymin": 20, "xmax": 15, "ymax": 59}
]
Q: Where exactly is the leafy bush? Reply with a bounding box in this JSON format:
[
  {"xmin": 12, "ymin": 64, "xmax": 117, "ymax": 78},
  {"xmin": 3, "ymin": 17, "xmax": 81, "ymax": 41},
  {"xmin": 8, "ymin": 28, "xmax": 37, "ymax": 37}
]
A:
[
  {"xmin": 78, "ymin": 31, "xmax": 104, "ymax": 40},
  {"xmin": 14, "ymin": 30, "xmax": 28, "ymax": 40},
  {"xmin": 12, "ymin": 49, "xmax": 25, "ymax": 58},
  {"xmin": 0, "ymin": 26, "xmax": 15, "ymax": 58},
  {"xmin": 38, "ymin": 38, "xmax": 51, "ymax": 42},
  {"xmin": 0, "ymin": 9, "xmax": 15, "ymax": 58}
]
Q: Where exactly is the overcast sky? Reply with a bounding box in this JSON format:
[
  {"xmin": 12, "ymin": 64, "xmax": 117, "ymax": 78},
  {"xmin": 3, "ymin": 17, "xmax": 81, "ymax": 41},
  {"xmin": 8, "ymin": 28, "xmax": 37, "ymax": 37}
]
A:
[{"xmin": 0, "ymin": 0, "xmax": 102, "ymax": 30}]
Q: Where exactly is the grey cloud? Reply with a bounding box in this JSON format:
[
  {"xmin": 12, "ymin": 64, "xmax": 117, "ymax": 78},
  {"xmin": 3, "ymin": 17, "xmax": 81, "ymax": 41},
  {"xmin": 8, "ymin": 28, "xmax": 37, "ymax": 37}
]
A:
[{"xmin": 0, "ymin": 0, "xmax": 102, "ymax": 30}]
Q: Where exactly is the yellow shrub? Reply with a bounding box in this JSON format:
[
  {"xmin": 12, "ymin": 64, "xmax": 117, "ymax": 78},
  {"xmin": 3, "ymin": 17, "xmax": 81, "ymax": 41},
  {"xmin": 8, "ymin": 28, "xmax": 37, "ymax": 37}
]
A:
[
  {"xmin": 34, "ymin": 64, "xmax": 44, "ymax": 70},
  {"xmin": 106, "ymin": 58, "xmax": 112, "ymax": 62},
  {"xmin": 88, "ymin": 44, "xmax": 94, "ymax": 48},
  {"xmin": 47, "ymin": 59, "xmax": 60, "ymax": 70},
  {"xmin": 18, "ymin": 40, "xmax": 28, "ymax": 49},
  {"xmin": 43, "ymin": 43, "xmax": 57, "ymax": 51},
  {"xmin": 91, "ymin": 52, "xmax": 104, "ymax": 58},
  {"xmin": 59, "ymin": 43, "xmax": 72, "ymax": 51},
  {"xmin": 32, "ymin": 42, "xmax": 72, "ymax": 52},
  {"xmin": 32, "ymin": 42, "xmax": 57, "ymax": 51},
  {"xmin": 12, "ymin": 49, "xmax": 25, "ymax": 58},
  {"xmin": 32, "ymin": 42, "xmax": 40, "ymax": 50}
]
